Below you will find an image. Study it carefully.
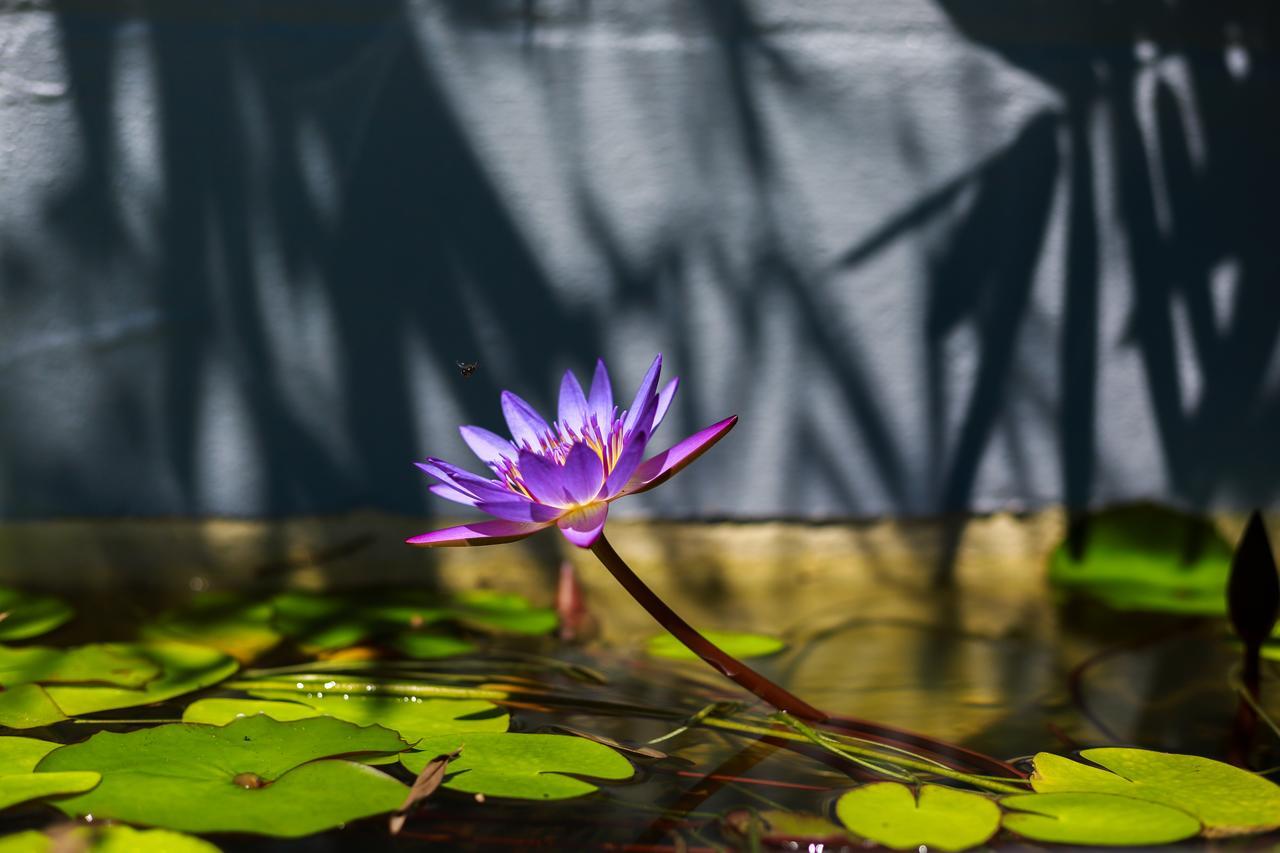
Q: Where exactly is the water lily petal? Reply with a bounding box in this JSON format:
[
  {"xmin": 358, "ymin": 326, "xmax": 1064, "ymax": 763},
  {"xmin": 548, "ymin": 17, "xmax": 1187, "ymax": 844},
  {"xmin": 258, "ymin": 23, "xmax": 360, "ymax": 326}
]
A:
[
  {"xmin": 501, "ymin": 391, "xmax": 552, "ymax": 450},
  {"xmin": 603, "ymin": 431, "xmax": 648, "ymax": 498},
  {"xmin": 587, "ymin": 359, "xmax": 613, "ymax": 430},
  {"xmin": 476, "ymin": 498, "xmax": 563, "ymax": 523},
  {"xmin": 417, "ymin": 459, "xmax": 511, "ymax": 502},
  {"xmin": 622, "ymin": 354, "xmax": 662, "ymax": 435},
  {"xmin": 624, "ymin": 389, "xmax": 660, "ymax": 445},
  {"xmin": 620, "ymin": 415, "xmax": 738, "ymax": 496},
  {"xmin": 558, "ymin": 370, "xmax": 590, "ymax": 433},
  {"xmin": 557, "ymin": 503, "xmax": 609, "ymax": 548},
  {"xmin": 407, "ymin": 519, "xmax": 552, "ymax": 547},
  {"xmin": 517, "ymin": 450, "xmax": 570, "ymax": 507},
  {"xmin": 561, "ymin": 443, "xmax": 606, "ymax": 505},
  {"xmin": 460, "ymin": 426, "xmax": 518, "ymax": 470},
  {"xmin": 429, "ymin": 483, "xmax": 479, "ymax": 506},
  {"xmin": 652, "ymin": 377, "xmax": 679, "ymax": 431}
]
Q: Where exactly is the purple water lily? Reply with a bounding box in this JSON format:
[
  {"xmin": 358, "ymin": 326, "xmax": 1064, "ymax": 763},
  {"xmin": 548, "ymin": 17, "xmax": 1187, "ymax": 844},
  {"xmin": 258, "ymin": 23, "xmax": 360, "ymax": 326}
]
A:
[{"xmin": 408, "ymin": 354, "xmax": 736, "ymax": 549}]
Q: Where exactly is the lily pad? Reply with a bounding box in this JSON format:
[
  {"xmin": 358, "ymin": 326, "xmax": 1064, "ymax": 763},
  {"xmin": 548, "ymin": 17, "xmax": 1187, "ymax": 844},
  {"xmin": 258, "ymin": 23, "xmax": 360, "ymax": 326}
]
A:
[
  {"xmin": 834, "ymin": 783, "xmax": 1000, "ymax": 852},
  {"xmin": 0, "ymin": 644, "xmax": 160, "ymax": 688},
  {"xmin": 0, "ymin": 737, "xmax": 99, "ymax": 811},
  {"xmin": 0, "ymin": 589, "xmax": 72, "ymax": 641},
  {"xmin": 1031, "ymin": 748, "xmax": 1280, "ymax": 836},
  {"xmin": 402, "ymin": 732, "xmax": 633, "ymax": 800},
  {"xmin": 1002, "ymin": 792, "xmax": 1201, "ymax": 845},
  {"xmin": 38, "ymin": 715, "xmax": 409, "ymax": 837},
  {"xmin": 142, "ymin": 594, "xmax": 280, "ymax": 663},
  {"xmin": 0, "ymin": 825, "xmax": 223, "ymax": 852},
  {"xmin": 645, "ymin": 631, "xmax": 785, "ymax": 661},
  {"xmin": 41, "ymin": 642, "xmax": 237, "ymax": 718},
  {"xmin": 449, "ymin": 590, "xmax": 558, "ymax": 636},
  {"xmin": 391, "ymin": 633, "xmax": 476, "ymax": 660},
  {"xmin": 1048, "ymin": 505, "xmax": 1232, "ymax": 614},
  {"xmin": 185, "ymin": 691, "xmax": 509, "ymax": 744},
  {"xmin": 0, "ymin": 685, "xmax": 68, "ymax": 729}
]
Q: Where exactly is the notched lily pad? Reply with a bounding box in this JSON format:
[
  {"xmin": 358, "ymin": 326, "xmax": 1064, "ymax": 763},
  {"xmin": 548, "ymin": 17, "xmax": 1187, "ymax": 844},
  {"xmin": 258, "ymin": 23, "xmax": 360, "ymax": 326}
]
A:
[
  {"xmin": 0, "ymin": 644, "xmax": 160, "ymax": 688},
  {"xmin": 645, "ymin": 631, "xmax": 785, "ymax": 661},
  {"xmin": 0, "ymin": 737, "xmax": 99, "ymax": 811},
  {"xmin": 0, "ymin": 589, "xmax": 73, "ymax": 641},
  {"xmin": 41, "ymin": 642, "xmax": 238, "ymax": 719},
  {"xmin": 37, "ymin": 715, "xmax": 409, "ymax": 837},
  {"xmin": 0, "ymin": 684, "xmax": 68, "ymax": 729},
  {"xmin": 142, "ymin": 594, "xmax": 281, "ymax": 663},
  {"xmin": 0, "ymin": 825, "xmax": 223, "ymax": 852},
  {"xmin": 1031, "ymin": 747, "xmax": 1280, "ymax": 837},
  {"xmin": 1002, "ymin": 792, "xmax": 1200, "ymax": 845},
  {"xmin": 1049, "ymin": 505, "xmax": 1232, "ymax": 614},
  {"xmin": 402, "ymin": 732, "xmax": 633, "ymax": 800},
  {"xmin": 835, "ymin": 782, "xmax": 1000, "ymax": 852}
]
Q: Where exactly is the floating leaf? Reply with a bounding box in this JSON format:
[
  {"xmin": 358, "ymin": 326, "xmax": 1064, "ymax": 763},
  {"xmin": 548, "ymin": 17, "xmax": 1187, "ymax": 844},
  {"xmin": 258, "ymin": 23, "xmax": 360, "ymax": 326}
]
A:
[
  {"xmin": 402, "ymin": 733, "xmax": 633, "ymax": 800},
  {"xmin": 834, "ymin": 783, "xmax": 1000, "ymax": 852},
  {"xmin": 0, "ymin": 589, "xmax": 72, "ymax": 641},
  {"xmin": 0, "ymin": 645, "xmax": 159, "ymax": 688},
  {"xmin": 1031, "ymin": 748, "xmax": 1280, "ymax": 836},
  {"xmin": 1002, "ymin": 792, "xmax": 1200, "ymax": 845},
  {"xmin": 0, "ymin": 824, "xmax": 226, "ymax": 852},
  {"xmin": 449, "ymin": 590, "xmax": 557, "ymax": 636},
  {"xmin": 0, "ymin": 685, "xmax": 67, "ymax": 729},
  {"xmin": 390, "ymin": 746, "xmax": 461, "ymax": 834},
  {"xmin": 645, "ymin": 631, "xmax": 785, "ymax": 661},
  {"xmin": 1048, "ymin": 505, "xmax": 1232, "ymax": 614},
  {"xmin": 0, "ymin": 737, "xmax": 99, "ymax": 811},
  {"xmin": 41, "ymin": 643, "xmax": 237, "ymax": 718},
  {"xmin": 38, "ymin": 716, "xmax": 408, "ymax": 836},
  {"xmin": 185, "ymin": 691, "xmax": 508, "ymax": 744},
  {"xmin": 391, "ymin": 633, "xmax": 476, "ymax": 660},
  {"xmin": 142, "ymin": 594, "xmax": 280, "ymax": 663}
]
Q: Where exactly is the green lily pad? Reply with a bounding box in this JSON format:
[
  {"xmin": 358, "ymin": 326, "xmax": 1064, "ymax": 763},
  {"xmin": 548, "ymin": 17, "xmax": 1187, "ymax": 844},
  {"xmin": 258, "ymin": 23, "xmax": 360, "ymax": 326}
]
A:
[
  {"xmin": 142, "ymin": 594, "xmax": 280, "ymax": 663},
  {"xmin": 0, "ymin": 684, "xmax": 68, "ymax": 729},
  {"xmin": 1031, "ymin": 748, "xmax": 1280, "ymax": 836},
  {"xmin": 402, "ymin": 732, "xmax": 633, "ymax": 800},
  {"xmin": 391, "ymin": 633, "xmax": 476, "ymax": 660},
  {"xmin": 1002, "ymin": 792, "xmax": 1201, "ymax": 845},
  {"xmin": 645, "ymin": 631, "xmax": 785, "ymax": 661},
  {"xmin": 41, "ymin": 642, "xmax": 237, "ymax": 718},
  {"xmin": 1048, "ymin": 505, "xmax": 1232, "ymax": 614},
  {"xmin": 185, "ymin": 691, "xmax": 508, "ymax": 744},
  {"xmin": 834, "ymin": 783, "xmax": 1000, "ymax": 852},
  {"xmin": 38, "ymin": 715, "xmax": 409, "ymax": 837},
  {"xmin": 0, "ymin": 825, "xmax": 225, "ymax": 852},
  {"xmin": 0, "ymin": 589, "xmax": 73, "ymax": 641},
  {"xmin": 0, "ymin": 737, "xmax": 99, "ymax": 811},
  {"xmin": 0, "ymin": 644, "xmax": 160, "ymax": 688},
  {"xmin": 272, "ymin": 590, "xmax": 556, "ymax": 652}
]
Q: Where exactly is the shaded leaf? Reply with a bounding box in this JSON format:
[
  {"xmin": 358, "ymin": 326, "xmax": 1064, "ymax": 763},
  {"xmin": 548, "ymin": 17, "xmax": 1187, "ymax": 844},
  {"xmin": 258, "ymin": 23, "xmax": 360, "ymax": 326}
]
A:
[
  {"xmin": 0, "ymin": 589, "xmax": 72, "ymax": 642},
  {"xmin": 834, "ymin": 783, "xmax": 999, "ymax": 852},
  {"xmin": 38, "ymin": 716, "xmax": 408, "ymax": 837},
  {"xmin": 0, "ymin": 825, "xmax": 218, "ymax": 852},
  {"xmin": 1048, "ymin": 505, "xmax": 1232, "ymax": 614},
  {"xmin": 723, "ymin": 809, "xmax": 856, "ymax": 847},
  {"xmin": 1031, "ymin": 747, "xmax": 1280, "ymax": 836},
  {"xmin": 550, "ymin": 726, "xmax": 668, "ymax": 760},
  {"xmin": 42, "ymin": 643, "xmax": 237, "ymax": 718},
  {"xmin": 0, "ymin": 684, "xmax": 68, "ymax": 729},
  {"xmin": 390, "ymin": 747, "xmax": 461, "ymax": 834},
  {"xmin": 390, "ymin": 633, "xmax": 476, "ymax": 660},
  {"xmin": 1001, "ymin": 792, "xmax": 1200, "ymax": 845},
  {"xmin": 0, "ymin": 645, "xmax": 159, "ymax": 688},
  {"xmin": 645, "ymin": 631, "xmax": 785, "ymax": 661},
  {"xmin": 0, "ymin": 737, "xmax": 98, "ymax": 811},
  {"xmin": 142, "ymin": 594, "xmax": 280, "ymax": 663},
  {"xmin": 402, "ymin": 732, "xmax": 633, "ymax": 800}
]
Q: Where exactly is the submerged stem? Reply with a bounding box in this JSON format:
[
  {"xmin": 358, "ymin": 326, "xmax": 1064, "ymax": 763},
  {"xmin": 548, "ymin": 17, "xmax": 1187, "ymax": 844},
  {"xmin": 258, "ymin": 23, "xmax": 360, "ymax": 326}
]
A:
[{"xmin": 590, "ymin": 534, "xmax": 827, "ymax": 721}]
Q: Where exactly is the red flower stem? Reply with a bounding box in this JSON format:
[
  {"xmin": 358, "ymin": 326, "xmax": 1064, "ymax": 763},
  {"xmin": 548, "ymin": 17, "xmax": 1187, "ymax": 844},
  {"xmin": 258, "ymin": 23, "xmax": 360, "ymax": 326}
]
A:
[{"xmin": 590, "ymin": 533, "xmax": 828, "ymax": 722}]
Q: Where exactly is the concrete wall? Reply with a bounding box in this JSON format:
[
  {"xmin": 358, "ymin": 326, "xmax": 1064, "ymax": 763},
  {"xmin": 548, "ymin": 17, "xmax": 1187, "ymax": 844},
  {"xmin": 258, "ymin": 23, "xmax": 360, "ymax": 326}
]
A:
[{"xmin": 2, "ymin": 0, "xmax": 1278, "ymax": 521}]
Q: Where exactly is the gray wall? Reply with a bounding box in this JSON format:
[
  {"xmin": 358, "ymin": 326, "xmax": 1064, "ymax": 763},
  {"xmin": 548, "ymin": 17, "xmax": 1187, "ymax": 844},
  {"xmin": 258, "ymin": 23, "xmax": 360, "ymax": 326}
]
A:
[{"xmin": 2, "ymin": 0, "xmax": 1278, "ymax": 521}]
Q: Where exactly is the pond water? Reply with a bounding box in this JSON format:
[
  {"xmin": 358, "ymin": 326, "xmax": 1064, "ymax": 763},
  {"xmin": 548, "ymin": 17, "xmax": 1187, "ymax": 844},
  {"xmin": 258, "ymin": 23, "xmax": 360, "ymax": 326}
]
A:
[{"xmin": 0, "ymin": 509, "xmax": 1276, "ymax": 850}]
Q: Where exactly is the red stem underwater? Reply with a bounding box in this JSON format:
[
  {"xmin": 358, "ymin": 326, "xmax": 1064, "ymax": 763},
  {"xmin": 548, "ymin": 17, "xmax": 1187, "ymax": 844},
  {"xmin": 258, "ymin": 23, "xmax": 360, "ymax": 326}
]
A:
[{"xmin": 590, "ymin": 533, "xmax": 828, "ymax": 722}]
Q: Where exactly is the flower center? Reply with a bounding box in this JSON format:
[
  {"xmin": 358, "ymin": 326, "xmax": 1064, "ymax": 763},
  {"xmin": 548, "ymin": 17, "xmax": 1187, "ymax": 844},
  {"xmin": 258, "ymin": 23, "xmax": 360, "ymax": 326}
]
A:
[{"xmin": 497, "ymin": 414, "xmax": 627, "ymax": 499}]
